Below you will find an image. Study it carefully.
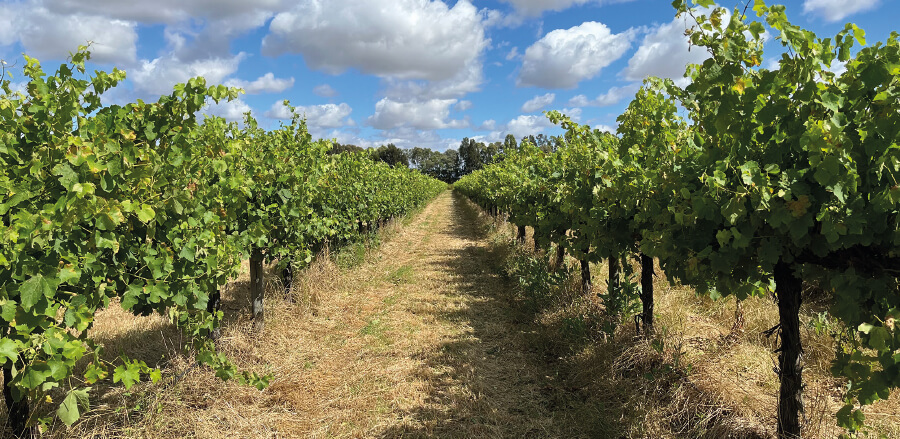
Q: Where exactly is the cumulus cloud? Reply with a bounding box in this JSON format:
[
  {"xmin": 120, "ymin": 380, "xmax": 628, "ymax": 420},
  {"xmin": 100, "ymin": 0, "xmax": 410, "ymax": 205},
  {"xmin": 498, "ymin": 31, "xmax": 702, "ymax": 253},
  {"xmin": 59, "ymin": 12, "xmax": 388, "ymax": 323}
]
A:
[
  {"xmin": 803, "ymin": 0, "xmax": 880, "ymax": 22},
  {"xmin": 318, "ymin": 129, "xmax": 377, "ymax": 148},
  {"xmin": 1, "ymin": 5, "xmax": 138, "ymax": 64},
  {"xmin": 567, "ymin": 84, "xmax": 637, "ymax": 107},
  {"xmin": 521, "ymin": 93, "xmax": 556, "ymax": 112},
  {"xmin": 45, "ymin": 0, "xmax": 289, "ymax": 26},
  {"xmin": 313, "ymin": 84, "xmax": 338, "ymax": 98},
  {"xmin": 500, "ymin": 0, "xmax": 634, "ymax": 17},
  {"xmin": 455, "ymin": 100, "xmax": 473, "ymax": 111},
  {"xmin": 266, "ymin": 101, "xmax": 354, "ymax": 129},
  {"xmin": 568, "ymin": 95, "xmax": 590, "ymax": 107},
  {"xmin": 377, "ymin": 127, "xmax": 462, "ymax": 151},
  {"xmin": 478, "ymin": 119, "xmax": 497, "ymax": 131},
  {"xmin": 483, "ymin": 9, "xmax": 524, "ymax": 28},
  {"xmin": 23, "ymin": 0, "xmax": 289, "ymax": 65},
  {"xmin": 226, "ymin": 72, "xmax": 294, "ymax": 94},
  {"xmin": 262, "ymin": 0, "xmax": 488, "ymax": 82},
  {"xmin": 518, "ymin": 21, "xmax": 634, "ymax": 89},
  {"xmin": 493, "ymin": 107, "xmax": 581, "ymax": 138},
  {"xmin": 621, "ymin": 12, "xmax": 721, "ymax": 86},
  {"xmin": 0, "ymin": 5, "xmax": 15, "ymax": 47},
  {"xmin": 383, "ymin": 59, "xmax": 484, "ymax": 100},
  {"xmin": 505, "ymin": 114, "xmax": 555, "ymax": 138},
  {"xmin": 0, "ymin": 1, "xmax": 290, "ymax": 98},
  {"xmin": 204, "ymin": 98, "xmax": 252, "ymax": 122},
  {"xmin": 131, "ymin": 53, "xmax": 245, "ymax": 96},
  {"xmin": 367, "ymin": 98, "xmax": 468, "ymax": 131}
]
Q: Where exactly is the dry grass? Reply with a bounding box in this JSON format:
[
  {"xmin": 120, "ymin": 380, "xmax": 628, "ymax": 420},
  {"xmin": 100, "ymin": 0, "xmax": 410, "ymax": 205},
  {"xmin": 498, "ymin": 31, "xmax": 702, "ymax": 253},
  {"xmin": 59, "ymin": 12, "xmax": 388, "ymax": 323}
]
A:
[
  {"xmin": 6, "ymin": 191, "xmax": 900, "ymax": 438},
  {"xmin": 498, "ymin": 219, "xmax": 900, "ymax": 438},
  {"xmin": 26, "ymin": 191, "xmax": 599, "ymax": 438}
]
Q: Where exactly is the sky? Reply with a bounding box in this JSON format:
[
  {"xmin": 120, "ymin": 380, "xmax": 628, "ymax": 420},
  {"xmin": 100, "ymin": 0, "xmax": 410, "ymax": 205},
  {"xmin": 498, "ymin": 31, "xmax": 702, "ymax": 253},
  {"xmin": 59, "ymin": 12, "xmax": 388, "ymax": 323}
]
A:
[{"xmin": 0, "ymin": 0, "xmax": 897, "ymax": 151}]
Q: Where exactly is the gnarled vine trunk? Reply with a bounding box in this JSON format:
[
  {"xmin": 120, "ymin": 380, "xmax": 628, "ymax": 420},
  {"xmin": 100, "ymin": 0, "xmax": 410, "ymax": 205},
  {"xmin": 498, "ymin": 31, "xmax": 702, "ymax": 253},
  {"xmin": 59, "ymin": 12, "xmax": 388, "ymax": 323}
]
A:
[
  {"xmin": 282, "ymin": 260, "xmax": 294, "ymax": 295},
  {"xmin": 555, "ymin": 244, "xmax": 565, "ymax": 268},
  {"xmin": 250, "ymin": 247, "xmax": 265, "ymax": 332},
  {"xmin": 580, "ymin": 259, "xmax": 591, "ymax": 295},
  {"xmin": 206, "ymin": 287, "xmax": 222, "ymax": 340},
  {"xmin": 608, "ymin": 255, "xmax": 621, "ymax": 316},
  {"xmin": 639, "ymin": 253, "xmax": 654, "ymax": 335},
  {"xmin": 4, "ymin": 362, "xmax": 37, "ymax": 438},
  {"xmin": 774, "ymin": 261, "xmax": 804, "ymax": 439}
]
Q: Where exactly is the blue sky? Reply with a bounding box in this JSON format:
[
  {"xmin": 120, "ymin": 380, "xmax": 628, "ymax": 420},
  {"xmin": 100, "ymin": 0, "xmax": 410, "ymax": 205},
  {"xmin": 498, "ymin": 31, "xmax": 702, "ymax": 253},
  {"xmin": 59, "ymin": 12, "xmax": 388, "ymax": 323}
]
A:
[{"xmin": 0, "ymin": 0, "xmax": 896, "ymax": 151}]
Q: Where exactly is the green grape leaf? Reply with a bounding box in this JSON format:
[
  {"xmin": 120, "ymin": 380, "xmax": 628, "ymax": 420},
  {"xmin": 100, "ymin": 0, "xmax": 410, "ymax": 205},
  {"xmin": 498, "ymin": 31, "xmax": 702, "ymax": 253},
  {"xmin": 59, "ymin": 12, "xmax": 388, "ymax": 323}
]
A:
[
  {"xmin": 113, "ymin": 363, "xmax": 141, "ymax": 389},
  {"xmin": 19, "ymin": 274, "xmax": 55, "ymax": 311},
  {"xmin": 83, "ymin": 363, "xmax": 108, "ymax": 385},
  {"xmin": 21, "ymin": 364, "xmax": 51, "ymax": 389},
  {"xmin": 56, "ymin": 388, "xmax": 91, "ymax": 426},
  {"xmin": 0, "ymin": 338, "xmax": 18, "ymax": 365},
  {"xmin": 58, "ymin": 265, "xmax": 81, "ymax": 284},
  {"xmin": 137, "ymin": 204, "xmax": 156, "ymax": 223},
  {"xmin": 867, "ymin": 327, "xmax": 891, "ymax": 351}
]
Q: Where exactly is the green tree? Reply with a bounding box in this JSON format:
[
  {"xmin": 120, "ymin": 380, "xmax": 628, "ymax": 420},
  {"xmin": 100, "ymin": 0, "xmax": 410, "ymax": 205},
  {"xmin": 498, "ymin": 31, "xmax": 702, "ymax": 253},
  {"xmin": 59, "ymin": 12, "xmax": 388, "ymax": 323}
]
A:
[
  {"xmin": 371, "ymin": 143, "xmax": 409, "ymax": 168},
  {"xmin": 503, "ymin": 133, "xmax": 518, "ymax": 155}
]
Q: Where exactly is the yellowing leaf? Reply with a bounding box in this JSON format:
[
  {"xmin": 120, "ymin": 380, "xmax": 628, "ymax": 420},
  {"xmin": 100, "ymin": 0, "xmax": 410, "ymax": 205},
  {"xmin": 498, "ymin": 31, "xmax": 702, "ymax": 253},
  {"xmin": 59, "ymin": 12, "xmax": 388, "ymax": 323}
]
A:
[
  {"xmin": 733, "ymin": 77, "xmax": 747, "ymax": 95},
  {"xmin": 137, "ymin": 204, "xmax": 155, "ymax": 223}
]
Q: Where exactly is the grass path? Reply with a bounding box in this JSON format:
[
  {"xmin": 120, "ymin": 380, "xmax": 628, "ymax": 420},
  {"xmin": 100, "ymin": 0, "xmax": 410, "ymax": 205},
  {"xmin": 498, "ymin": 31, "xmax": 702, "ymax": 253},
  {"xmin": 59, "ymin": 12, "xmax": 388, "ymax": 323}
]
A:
[{"xmin": 97, "ymin": 190, "xmax": 592, "ymax": 438}]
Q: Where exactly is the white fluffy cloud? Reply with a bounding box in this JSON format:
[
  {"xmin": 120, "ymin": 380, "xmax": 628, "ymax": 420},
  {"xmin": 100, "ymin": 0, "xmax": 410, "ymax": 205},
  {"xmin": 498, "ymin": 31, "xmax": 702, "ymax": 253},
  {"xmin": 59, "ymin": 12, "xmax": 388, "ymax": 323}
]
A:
[
  {"xmin": 204, "ymin": 98, "xmax": 253, "ymax": 122},
  {"xmin": 226, "ymin": 72, "xmax": 294, "ymax": 94},
  {"xmin": 131, "ymin": 53, "xmax": 245, "ymax": 96},
  {"xmin": 45, "ymin": 0, "xmax": 289, "ymax": 26},
  {"xmin": 0, "ymin": 5, "xmax": 15, "ymax": 47},
  {"xmin": 521, "ymin": 93, "xmax": 555, "ymax": 112},
  {"xmin": 18, "ymin": 0, "xmax": 288, "ymax": 65},
  {"xmin": 479, "ymin": 119, "xmax": 497, "ymax": 131},
  {"xmin": 518, "ymin": 22, "xmax": 634, "ymax": 89},
  {"xmin": 500, "ymin": 0, "xmax": 633, "ymax": 16},
  {"xmin": 374, "ymin": 126, "xmax": 461, "ymax": 151},
  {"xmin": 803, "ymin": 0, "xmax": 880, "ymax": 22},
  {"xmin": 505, "ymin": 114, "xmax": 555, "ymax": 138},
  {"xmin": 455, "ymin": 100, "xmax": 473, "ymax": 111},
  {"xmin": 482, "ymin": 9, "xmax": 524, "ymax": 28},
  {"xmin": 383, "ymin": 59, "xmax": 484, "ymax": 100},
  {"xmin": 567, "ymin": 84, "xmax": 637, "ymax": 107},
  {"xmin": 1, "ymin": 5, "xmax": 138, "ymax": 64},
  {"xmin": 313, "ymin": 84, "xmax": 338, "ymax": 98},
  {"xmin": 266, "ymin": 101, "xmax": 354, "ymax": 129},
  {"xmin": 492, "ymin": 107, "xmax": 580, "ymax": 139},
  {"xmin": 621, "ymin": 13, "xmax": 719, "ymax": 85},
  {"xmin": 367, "ymin": 98, "xmax": 468, "ymax": 130},
  {"xmin": 262, "ymin": 0, "xmax": 488, "ymax": 82},
  {"xmin": 318, "ymin": 129, "xmax": 377, "ymax": 149},
  {"xmin": 299, "ymin": 103, "xmax": 354, "ymax": 128}
]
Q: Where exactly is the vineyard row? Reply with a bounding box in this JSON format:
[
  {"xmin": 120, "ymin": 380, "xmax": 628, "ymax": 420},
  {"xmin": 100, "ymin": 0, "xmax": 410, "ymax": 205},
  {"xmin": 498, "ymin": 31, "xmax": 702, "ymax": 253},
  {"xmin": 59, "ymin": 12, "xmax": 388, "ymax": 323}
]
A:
[
  {"xmin": 456, "ymin": 2, "xmax": 900, "ymax": 437},
  {"xmin": 0, "ymin": 50, "xmax": 445, "ymax": 436}
]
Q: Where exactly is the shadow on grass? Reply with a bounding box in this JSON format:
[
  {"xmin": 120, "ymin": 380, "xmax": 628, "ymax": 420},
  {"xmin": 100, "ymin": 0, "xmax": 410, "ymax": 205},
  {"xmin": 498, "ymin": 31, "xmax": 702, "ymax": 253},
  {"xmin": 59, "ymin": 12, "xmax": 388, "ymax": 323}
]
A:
[
  {"xmin": 376, "ymin": 192, "xmax": 770, "ymax": 439},
  {"xmin": 4, "ymin": 271, "xmax": 274, "ymax": 437},
  {"xmin": 375, "ymin": 192, "xmax": 618, "ymax": 438}
]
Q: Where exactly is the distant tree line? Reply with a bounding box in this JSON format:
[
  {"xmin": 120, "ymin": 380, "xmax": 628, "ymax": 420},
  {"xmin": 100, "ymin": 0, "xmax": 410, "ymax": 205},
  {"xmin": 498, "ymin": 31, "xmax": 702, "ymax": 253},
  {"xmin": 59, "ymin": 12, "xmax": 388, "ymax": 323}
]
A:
[{"xmin": 330, "ymin": 133, "xmax": 563, "ymax": 183}]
